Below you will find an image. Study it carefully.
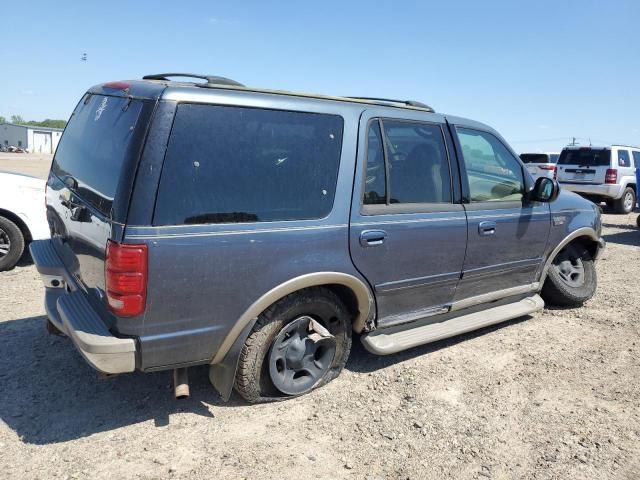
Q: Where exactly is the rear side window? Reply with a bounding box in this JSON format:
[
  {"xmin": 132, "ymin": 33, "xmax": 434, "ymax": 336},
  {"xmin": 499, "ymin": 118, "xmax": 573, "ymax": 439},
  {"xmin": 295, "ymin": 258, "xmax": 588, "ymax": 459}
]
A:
[
  {"xmin": 520, "ymin": 153, "xmax": 549, "ymax": 164},
  {"xmin": 154, "ymin": 104, "xmax": 344, "ymax": 225},
  {"xmin": 362, "ymin": 119, "xmax": 452, "ymax": 206},
  {"xmin": 52, "ymin": 94, "xmax": 145, "ymax": 215},
  {"xmin": 618, "ymin": 149, "xmax": 631, "ymax": 167},
  {"xmin": 633, "ymin": 151, "xmax": 640, "ymax": 168},
  {"xmin": 549, "ymin": 154, "xmax": 559, "ymax": 163},
  {"xmin": 557, "ymin": 148, "xmax": 611, "ymax": 166}
]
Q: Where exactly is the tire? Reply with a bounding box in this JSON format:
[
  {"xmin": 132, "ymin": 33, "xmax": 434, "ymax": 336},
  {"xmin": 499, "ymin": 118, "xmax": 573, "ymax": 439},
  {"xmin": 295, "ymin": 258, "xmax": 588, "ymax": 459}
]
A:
[
  {"xmin": 234, "ymin": 287, "xmax": 352, "ymax": 403},
  {"xmin": 541, "ymin": 243, "xmax": 597, "ymax": 307},
  {"xmin": 613, "ymin": 187, "xmax": 635, "ymax": 214},
  {"xmin": 0, "ymin": 216, "xmax": 25, "ymax": 272},
  {"xmin": 636, "ymin": 215, "xmax": 640, "ymax": 229}
]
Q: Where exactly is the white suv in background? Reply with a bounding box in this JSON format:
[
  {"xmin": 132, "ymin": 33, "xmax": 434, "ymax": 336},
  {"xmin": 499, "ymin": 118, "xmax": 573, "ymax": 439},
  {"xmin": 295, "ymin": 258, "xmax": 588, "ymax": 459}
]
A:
[
  {"xmin": 520, "ymin": 152, "xmax": 560, "ymax": 180},
  {"xmin": 556, "ymin": 145, "xmax": 639, "ymax": 213}
]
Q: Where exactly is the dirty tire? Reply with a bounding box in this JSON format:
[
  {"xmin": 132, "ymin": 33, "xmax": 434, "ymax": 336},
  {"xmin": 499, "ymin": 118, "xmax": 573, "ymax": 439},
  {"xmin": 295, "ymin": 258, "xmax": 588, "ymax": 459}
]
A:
[
  {"xmin": 613, "ymin": 187, "xmax": 635, "ymax": 214},
  {"xmin": 0, "ymin": 216, "xmax": 25, "ymax": 272},
  {"xmin": 234, "ymin": 287, "xmax": 352, "ymax": 403},
  {"xmin": 541, "ymin": 244, "xmax": 597, "ymax": 307}
]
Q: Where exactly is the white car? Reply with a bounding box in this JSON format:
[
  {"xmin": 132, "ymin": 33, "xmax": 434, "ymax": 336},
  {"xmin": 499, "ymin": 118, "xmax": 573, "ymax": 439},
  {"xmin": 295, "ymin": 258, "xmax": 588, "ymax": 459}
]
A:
[
  {"xmin": 520, "ymin": 152, "xmax": 560, "ymax": 180},
  {"xmin": 0, "ymin": 171, "xmax": 49, "ymax": 271},
  {"xmin": 556, "ymin": 145, "xmax": 639, "ymax": 213}
]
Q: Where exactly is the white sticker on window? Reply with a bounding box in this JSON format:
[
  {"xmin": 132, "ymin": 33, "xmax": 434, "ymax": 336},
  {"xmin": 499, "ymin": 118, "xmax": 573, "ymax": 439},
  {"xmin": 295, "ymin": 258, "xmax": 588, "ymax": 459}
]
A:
[{"xmin": 95, "ymin": 97, "xmax": 108, "ymax": 121}]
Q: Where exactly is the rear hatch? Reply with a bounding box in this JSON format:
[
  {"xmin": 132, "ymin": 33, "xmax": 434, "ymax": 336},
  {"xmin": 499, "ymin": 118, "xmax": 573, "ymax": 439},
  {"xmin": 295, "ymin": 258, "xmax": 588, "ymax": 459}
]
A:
[
  {"xmin": 46, "ymin": 91, "xmax": 154, "ymax": 306},
  {"xmin": 556, "ymin": 147, "xmax": 611, "ymax": 184}
]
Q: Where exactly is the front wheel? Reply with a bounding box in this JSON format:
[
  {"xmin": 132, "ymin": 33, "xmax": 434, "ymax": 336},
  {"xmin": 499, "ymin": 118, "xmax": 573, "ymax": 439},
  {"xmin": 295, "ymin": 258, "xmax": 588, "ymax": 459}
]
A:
[
  {"xmin": 613, "ymin": 187, "xmax": 635, "ymax": 214},
  {"xmin": 234, "ymin": 287, "xmax": 352, "ymax": 403},
  {"xmin": 541, "ymin": 244, "xmax": 597, "ymax": 307}
]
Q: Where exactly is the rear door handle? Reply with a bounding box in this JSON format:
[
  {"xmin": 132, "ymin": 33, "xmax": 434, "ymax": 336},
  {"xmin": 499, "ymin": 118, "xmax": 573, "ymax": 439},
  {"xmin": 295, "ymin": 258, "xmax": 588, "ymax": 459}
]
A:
[
  {"xmin": 359, "ymin": 230, "xmax": 387, "ymax": 247},
  {"xmin": 478, "ymin": 221, "xmax": 496, "ymax": 236}
]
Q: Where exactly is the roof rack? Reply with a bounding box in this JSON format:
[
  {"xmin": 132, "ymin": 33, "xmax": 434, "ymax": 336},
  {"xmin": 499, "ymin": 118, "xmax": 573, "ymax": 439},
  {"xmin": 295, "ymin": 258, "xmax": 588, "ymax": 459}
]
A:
[
  {"xmin": 142, "ymin": 73, "xmax": 245, "ymax": 88},
  {"xmin": 346, "ymin": 96, "xmax": 434, "ymax": 112}
]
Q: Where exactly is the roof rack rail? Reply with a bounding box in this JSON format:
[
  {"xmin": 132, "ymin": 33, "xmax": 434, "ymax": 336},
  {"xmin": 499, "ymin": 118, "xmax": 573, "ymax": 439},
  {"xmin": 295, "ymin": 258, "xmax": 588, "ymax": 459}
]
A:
[
  {"xmin": 346, "ymin": 96, "xmax": 434, "ymax": 112},
  {"xmin": 142, "ymin": 73, "xmax": 245, "ymax": 88}
]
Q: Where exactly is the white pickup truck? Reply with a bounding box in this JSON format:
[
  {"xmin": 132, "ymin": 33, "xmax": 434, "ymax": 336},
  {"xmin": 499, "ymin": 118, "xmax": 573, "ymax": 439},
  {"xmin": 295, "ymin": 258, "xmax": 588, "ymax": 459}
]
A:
[{"xmin": 0, "ymin": 171, "xmax": 49, "ymax": 270}]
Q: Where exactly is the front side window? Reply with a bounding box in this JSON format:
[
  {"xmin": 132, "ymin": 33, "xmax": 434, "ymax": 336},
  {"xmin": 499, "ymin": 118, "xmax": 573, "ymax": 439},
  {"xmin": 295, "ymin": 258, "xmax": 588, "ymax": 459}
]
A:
[
  {"xmin": 456, "ymin": 128, "xmax": 524, "ymax": 202},
  {"xmin": 618, "ymin": 149, "xmax": 631, "ymax": 167},
  {"xmin": 362, "ymin": 119, "xmax": 452, "ymax": 206},
  {"xmin": 154, "ymin": 104, "xmax": 344, "ymax": 225}
]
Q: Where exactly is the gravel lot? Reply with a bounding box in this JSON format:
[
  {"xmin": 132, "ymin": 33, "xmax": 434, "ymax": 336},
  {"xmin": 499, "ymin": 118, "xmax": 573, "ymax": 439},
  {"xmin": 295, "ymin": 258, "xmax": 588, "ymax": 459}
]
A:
[{"xmin": 1, "ymin": 198, "xmax": 638, "ymax": 478}]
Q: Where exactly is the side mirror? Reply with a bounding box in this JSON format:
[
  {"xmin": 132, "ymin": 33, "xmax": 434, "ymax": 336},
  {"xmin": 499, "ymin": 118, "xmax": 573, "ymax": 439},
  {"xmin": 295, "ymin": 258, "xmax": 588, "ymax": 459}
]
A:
[{"xmin": 530, "ymin": 177, "xmax": 560, "ymax": 203}]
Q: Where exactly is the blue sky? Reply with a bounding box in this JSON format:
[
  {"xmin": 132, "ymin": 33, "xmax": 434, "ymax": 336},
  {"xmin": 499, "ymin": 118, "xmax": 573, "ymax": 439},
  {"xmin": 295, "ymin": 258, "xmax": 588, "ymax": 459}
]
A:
[{"xmin": 1, "ymin": 0, "xmax": 638, "ymax": 152}]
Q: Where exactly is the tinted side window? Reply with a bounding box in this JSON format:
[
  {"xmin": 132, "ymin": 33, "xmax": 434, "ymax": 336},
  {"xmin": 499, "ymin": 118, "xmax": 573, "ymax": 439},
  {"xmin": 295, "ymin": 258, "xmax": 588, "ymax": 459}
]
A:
[
  {"xmin": 382, "ymin": 120, "xmax": 451, "ymax": 204},
  {"xmin": 154, "ymin": 105, "xmax": 344, "ymax": 225},
  {"xmin": 363, "ymin": 121, "xmax": 386, "ymax": 205},
  {"xmin": 632, "ymin": 151, "xmax": 640, "ymax": 168},
  {"xmin": 456, "ymin": 128, "xmax": 524, "ymax": 202},
  {"xmin": 618, "ymin": 149, "xmax": 631, "ymax": 167}
]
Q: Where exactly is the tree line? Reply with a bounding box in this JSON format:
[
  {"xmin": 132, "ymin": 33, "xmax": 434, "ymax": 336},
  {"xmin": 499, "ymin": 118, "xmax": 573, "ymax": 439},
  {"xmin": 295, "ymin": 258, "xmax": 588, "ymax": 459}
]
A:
[{"xmin": 0, "ymin": 115, "xmax": 67, "ymax": 129}]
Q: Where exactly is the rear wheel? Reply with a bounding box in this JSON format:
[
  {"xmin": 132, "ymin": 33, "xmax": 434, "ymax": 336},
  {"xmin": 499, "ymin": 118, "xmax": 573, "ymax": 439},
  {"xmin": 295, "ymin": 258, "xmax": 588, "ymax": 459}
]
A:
[
  {"xmin": 0, "ymin": 216, "xmax": 25, "ymax": 272},
  {"xmin": 541, "ymin": 244, "xmax": 597, "ymax": 307},
  {"xmin": 234, "ymin": 287, "xmax": 352, "ymax": 403},
  {"xmin": 613, "ymin": 187, "xmax": 635, "ymax": 214}
]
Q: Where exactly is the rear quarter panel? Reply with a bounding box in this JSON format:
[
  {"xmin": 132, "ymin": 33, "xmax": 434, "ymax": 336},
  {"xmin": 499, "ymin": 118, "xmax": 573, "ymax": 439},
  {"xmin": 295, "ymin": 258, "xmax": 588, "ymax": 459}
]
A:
[{"xmin": 124, "ymin": 97, "xmax": 367, "ymax": 370}]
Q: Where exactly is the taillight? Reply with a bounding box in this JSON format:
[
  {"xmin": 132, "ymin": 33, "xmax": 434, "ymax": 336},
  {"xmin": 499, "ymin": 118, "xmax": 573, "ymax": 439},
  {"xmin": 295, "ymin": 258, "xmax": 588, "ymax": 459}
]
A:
[
  {"xmin": 605, "ymin": 169, "xmax": 618, "ymax": 184},
  {"xmin": 539, "ymin": 165, "xmax": 556, "ymax": 171},
  {"xmin": 105, "ymin": 241, "xmax": 147, "ymax": 317}
]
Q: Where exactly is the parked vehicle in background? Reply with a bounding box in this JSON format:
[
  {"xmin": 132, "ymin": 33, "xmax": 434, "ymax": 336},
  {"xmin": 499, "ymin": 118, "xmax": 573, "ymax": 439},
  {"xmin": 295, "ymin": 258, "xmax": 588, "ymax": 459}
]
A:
[
  {"xmin": 520, "ymin": 152, "xmax": 559, "ymax": 180},
  {"xmin": 556, "ymin": 145, "xmax": 640, "ymax": 213},
  {"xmin": 0, "ymin": 172, "xmax": 49, "ymax": 271},
  {"xmin": 30, "ymin": 74, "xmax": 605, "ymax": 403}
]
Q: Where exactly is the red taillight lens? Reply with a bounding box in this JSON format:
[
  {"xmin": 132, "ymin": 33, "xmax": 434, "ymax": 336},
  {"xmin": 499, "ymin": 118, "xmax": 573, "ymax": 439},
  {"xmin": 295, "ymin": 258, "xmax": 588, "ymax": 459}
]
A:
[
  {"xmin": 105, "ymin": 241, "xmax": 147, "ymax": 317},
  {"xmin": 605, "ymin": 169, "xmax": 618, "ymax": 184},
  {"xmin": 539, "ymin": 164, "xmax": 556, "ymax": 171}
]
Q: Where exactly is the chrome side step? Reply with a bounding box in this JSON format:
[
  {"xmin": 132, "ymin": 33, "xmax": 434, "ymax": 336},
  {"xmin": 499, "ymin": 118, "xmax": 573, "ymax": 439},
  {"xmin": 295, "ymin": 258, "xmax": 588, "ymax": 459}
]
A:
[{"xmin": 361, "ymin": 295, "xmax": 544, "ymax": 355}]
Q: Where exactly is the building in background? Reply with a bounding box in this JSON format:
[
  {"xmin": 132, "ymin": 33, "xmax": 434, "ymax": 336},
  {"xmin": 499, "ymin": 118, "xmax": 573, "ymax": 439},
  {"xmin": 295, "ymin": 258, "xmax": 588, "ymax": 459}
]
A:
[{"xmin": 0, "ymin": 123, "xmax": 63, "ymax": 154}]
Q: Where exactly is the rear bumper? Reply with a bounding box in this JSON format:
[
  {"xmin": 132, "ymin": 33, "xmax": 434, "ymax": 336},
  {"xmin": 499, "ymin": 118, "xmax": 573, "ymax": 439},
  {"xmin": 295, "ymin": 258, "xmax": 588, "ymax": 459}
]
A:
[
  {"xmin": 559, "ymin": 182, "xmax": 623, "ymax": 199},
  {"xmin": 29, "ymin": 240, "xmax": 136, "ymax": 374}
]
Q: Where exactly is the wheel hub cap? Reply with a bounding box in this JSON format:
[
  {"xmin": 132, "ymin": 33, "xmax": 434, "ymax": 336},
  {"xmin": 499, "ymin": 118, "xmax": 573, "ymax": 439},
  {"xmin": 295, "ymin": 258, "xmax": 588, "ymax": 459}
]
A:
[
  {"xmin": 553, "ymin": 248, "xmax": 585, "ymax": 288},
  {"xmin": 0, "ymin": 227, "xmax": 10, "ymax": 258},
  {"xmin": 268, "ymin": 315, "xmax": 337, "ymax": 396}
]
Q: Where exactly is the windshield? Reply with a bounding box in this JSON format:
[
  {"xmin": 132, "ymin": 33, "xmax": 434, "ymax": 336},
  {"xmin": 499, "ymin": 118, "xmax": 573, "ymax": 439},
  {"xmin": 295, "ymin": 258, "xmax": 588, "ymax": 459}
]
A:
[
  {"xmin": 520, "ymin": 153, "xmax": 550, "ymax": 164},
  {"xmin": 557, "ymin": 148, "xmax": 611, "ymax": 167},
  {"xmin": 51, "ymin": 94, "xmax": 146, "ymax": 216}
]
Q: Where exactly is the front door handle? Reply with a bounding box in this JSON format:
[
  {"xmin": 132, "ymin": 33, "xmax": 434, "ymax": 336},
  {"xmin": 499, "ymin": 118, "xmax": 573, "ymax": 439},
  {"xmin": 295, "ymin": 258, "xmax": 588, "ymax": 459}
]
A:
[
  {"xmin": 478, "ymin": 221, "xmax": 496, "ymax": 236},
  {"xmin": 359, "ymin": 230, "xmax": 387, "ymax": 247}
]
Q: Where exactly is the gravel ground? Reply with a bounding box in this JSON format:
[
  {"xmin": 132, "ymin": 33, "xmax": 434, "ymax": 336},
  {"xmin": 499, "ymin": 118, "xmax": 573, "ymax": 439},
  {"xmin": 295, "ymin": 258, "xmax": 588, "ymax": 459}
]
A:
[
  {"xmin": 0, "ymin": 213, "xmax": 638, "ymax": 480},
  {"xmin": 0, "ymin": 153, "xmax": 52, "ymax": 179}
]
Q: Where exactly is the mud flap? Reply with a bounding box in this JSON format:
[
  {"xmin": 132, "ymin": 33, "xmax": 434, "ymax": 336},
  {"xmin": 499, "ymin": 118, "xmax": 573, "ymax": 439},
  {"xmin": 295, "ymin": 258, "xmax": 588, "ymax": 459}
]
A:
[{"xmin": 208, "ymin": 321, "xmax": 255, "ymax": 401}]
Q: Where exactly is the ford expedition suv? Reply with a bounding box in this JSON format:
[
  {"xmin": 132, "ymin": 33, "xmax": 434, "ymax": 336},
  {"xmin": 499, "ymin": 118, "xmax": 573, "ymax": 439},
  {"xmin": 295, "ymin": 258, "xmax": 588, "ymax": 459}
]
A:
[
  {"xmin": 557, "ymin": 145, "xmax": 640, "ymax": 213},
  {"xmin": 30, "ymin": 74, "xmax": 605, "ymax": 403}
]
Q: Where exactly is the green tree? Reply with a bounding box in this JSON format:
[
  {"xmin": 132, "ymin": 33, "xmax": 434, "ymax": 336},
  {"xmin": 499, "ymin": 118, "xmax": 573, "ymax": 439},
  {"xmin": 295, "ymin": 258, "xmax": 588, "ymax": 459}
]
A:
[
  {"xmin": 10, "ymin": 115, "xmax": 24, "ymax": 124},
  {"xmin": 0, "ymin": 116, "xmax": 6, "ymax": 124}
]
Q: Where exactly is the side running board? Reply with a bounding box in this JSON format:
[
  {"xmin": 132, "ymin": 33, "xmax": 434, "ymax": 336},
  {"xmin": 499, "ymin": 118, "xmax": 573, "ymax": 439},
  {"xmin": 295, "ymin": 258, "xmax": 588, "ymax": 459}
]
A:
[{"xmin": 361, "ymin": 295, "xmax": 544, "ymax": 355}]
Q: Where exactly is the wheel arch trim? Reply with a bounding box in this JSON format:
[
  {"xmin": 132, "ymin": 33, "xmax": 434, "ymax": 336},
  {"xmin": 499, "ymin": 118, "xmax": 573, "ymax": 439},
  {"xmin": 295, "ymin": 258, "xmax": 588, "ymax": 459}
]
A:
[
  {"xmin": 538, "ymin": 227, "xmax": 604, "ymax": 286},
  {"xmin": 211, "ymin": 271, "xmax": 374, "ymax": 365}
]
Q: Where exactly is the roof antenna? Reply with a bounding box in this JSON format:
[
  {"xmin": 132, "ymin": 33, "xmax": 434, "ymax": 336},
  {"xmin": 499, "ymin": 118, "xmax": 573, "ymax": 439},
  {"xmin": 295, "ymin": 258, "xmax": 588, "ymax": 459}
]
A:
[{"xmin": 589, "ymin": 137, "xmax": 592, "ymax": 146}]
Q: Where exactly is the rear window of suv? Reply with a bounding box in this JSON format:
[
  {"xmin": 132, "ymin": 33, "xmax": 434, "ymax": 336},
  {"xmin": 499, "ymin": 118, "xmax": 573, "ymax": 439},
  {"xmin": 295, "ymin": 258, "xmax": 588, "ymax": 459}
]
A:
[
  {"xmin": 520, "ymin": 154, "xmax": 550, "ymax": 164},
  {"xmin": 51, "ymin": 94, "xmax": 147, "ymax": 216},
  {"xmin": 153, "ymin": 104, "xmax": 344, "ymax": 225},
  {"xmin": 557, "ymin": 148, "xmax": 611, "ymax": 167}
]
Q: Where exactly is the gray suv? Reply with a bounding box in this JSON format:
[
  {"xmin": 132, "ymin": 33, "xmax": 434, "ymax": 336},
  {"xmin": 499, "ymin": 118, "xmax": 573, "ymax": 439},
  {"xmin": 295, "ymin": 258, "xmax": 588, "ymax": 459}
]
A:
[{"xmin": 30, "ymin": 74, "xmax": 605, "ymax": 403}]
